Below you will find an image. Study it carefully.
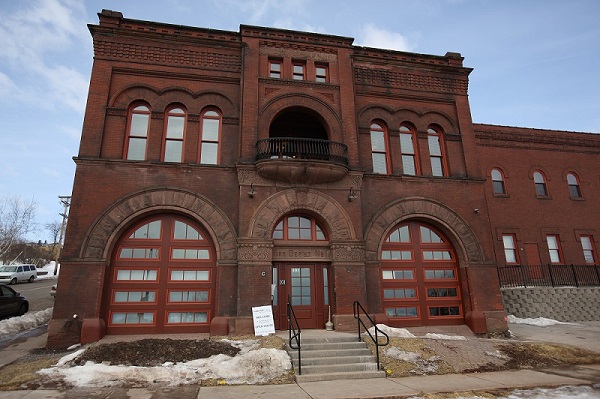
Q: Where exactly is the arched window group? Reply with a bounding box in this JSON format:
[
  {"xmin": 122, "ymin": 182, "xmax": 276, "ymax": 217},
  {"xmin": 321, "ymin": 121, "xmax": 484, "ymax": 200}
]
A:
[
  {"xmin": 369, "ymin": 121, "xmax": 446, "ymax": 177},
  {"xmin": 125, "ymin": 103, "xmax": 223, "ymax": 165},
  {"xmin": 490, "ymin": 168, "xmax": 584, "ymax": 199}
]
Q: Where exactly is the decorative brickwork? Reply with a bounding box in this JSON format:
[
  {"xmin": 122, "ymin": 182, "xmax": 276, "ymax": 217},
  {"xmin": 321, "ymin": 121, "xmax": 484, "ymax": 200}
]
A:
[
  {"xmin": 94, "ymin": 40, "xmax": 242, "ymax": 71},
  {"xmin": 364, "ymin": 197, "xmax": 483, "ymax": 263},
  {"xmin": 247, "ymin": 189, "xmax": 355, "ymax": 241},
  {"xmin": 81, "ymin": 188, "xmax": 237, "ymax": 261},
  {"xmin": 354, "ymin": 67, "xmax": 468, "ymax": 95}
]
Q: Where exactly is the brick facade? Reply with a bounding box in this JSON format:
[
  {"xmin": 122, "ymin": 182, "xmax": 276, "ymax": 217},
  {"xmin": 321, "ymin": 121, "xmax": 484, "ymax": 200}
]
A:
[{"xmin": 47, "ymin": 10, "xmax": 599, "ymax": 347}]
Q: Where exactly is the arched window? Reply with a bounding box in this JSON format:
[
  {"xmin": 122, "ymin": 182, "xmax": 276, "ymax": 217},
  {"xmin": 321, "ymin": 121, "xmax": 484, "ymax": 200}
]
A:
[
  {"xmin": 163, "ymin": 106, "xmax": 186, "ymax": 163},
  {"xmin": 125, "ymin": 104, "xmax": 150, "ymax": 160},
  {"xmin": 200, "ymin": 109, "xmax": 222, "ymax": 165},
  {"xmin": 399, "ymin": 125, "xmax": 418, "ymax": 175},
  {"xmin": 427, "ymin": 127, "xmax": 446, "ymax": 177},
  {"xmin": 370, "ymin": 122, "xmax": 389, "ymax": 174},
  {"xmin": 533, "ymin": 171, "xmax": 548, "ymax": 197},
  {"xmin": 567, "ymin": 173, "xmax": 582, "ymax": 198},
  {"xmin": 272, "ymin": 215, "xmax": 327, "ymax": 241},
  {"xmin": 491, "ymin": 168, "xmax": 506, "ymax": 195}
]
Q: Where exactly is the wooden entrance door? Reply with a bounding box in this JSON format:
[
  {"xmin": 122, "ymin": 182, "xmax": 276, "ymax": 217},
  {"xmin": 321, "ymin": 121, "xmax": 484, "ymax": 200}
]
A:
[{"xmin": 273, "ymin": 263, "xmax": 330, "ymax": 329}]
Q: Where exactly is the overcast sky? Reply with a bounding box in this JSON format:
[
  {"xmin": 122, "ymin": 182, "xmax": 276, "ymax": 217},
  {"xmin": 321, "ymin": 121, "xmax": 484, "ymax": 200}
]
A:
[{"xmin": 1, "ymin": 0, "xmax": 599, "ymax": 241}]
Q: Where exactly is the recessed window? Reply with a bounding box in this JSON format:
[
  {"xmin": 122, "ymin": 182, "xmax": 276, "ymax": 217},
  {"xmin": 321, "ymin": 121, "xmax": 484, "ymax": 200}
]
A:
[
  {"xmin": 292, "ymin": 62, "xmax": 305, "ymax": 80},
  {"xmin": 200, "ymin": 109, "xmax": 222, "ymax": 165},
  {"xmin": 427, "ymin": 127, "xmax": 446, "ymax": 177},
  {"xmin": 502, "ymin": 234, "xmax": 518, "ymax": 264},
  {"xmin": 546, "ymin": 235, "xmax": 562, "ymax": 264},
  {"xmin": 581, "ymin": 236, "xmax": 597, "ymax": 264},
  {"xmin": 125, "ymin": 104, "xmax": 150, "ymax": 160},
  {"xmin": 315, "ymin": 64, "xmax": 328, "ymax": 82},
  {"xmin": 370, "ymin": 122, "xmax": 389, "ymax": 174},
  {"xmin": 567, "ymin": 173, "xmax": 582, "ymax": 198},
  {"xmin": 491, "ymin": 168, "xmax": 506, "ymax": 195},
  {"xmin": 399, "ymin": 125, "xmax": 418, "ymax": 175},
  {"xmin": 269, "ymin": 60, "xmax": 282, "ymax": 79},
  {"xmin": 385, "ymin": 307, "xmax": 418, "ymax": 318},
  {"xmin": 533, "ymin": 171, "xmax": 549, "ymax": 197},
  {"xmin": 163, "ymin": 107, "xmax": 186, "ymax": 163}
]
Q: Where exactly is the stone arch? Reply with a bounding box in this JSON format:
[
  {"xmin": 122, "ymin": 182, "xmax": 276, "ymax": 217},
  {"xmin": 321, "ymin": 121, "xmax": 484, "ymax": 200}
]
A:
[
  {"xmin": 364, "ymin": 197, "xmax": 483, "ymax": 263},
  {"xmin": 81, "ymin": 188, "xmax": 238, "ymax": 261},
  {"xmin": 247, "ymin": 189, "xmax": 356, "ymax": 241}
]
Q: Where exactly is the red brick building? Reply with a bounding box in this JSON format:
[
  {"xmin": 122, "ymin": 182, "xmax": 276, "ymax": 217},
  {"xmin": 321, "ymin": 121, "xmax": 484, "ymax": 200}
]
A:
[{"xmin": 47, "ymin": 10, "xmax": 600, "ymax": 347}]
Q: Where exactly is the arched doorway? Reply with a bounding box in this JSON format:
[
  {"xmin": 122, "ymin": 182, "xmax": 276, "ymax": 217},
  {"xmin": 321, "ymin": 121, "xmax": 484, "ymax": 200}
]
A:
[
  {"xmin": 380, "ymin": 221, "xmax": 463, "ymax": 327},
  {"xmin": 269, "ymin": 107, "xmax": 328, "ymax": 140},
  {"xmin": 271, "ymin": 214, "xmax": 332, "ymax": 329},
  {"xmin": 103, "ymin": 214, "xmax": 216, "ymax": 334}
]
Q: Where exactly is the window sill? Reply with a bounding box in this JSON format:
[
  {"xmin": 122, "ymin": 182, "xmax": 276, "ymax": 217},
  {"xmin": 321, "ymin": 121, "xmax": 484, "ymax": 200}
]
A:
[
  {"xmin": 493, "ymin": 193, "xmax": 510, "ymax": 198},
  {"xmin": 570, "ymin": 196, "xmax": 585, "ymax": 201}
]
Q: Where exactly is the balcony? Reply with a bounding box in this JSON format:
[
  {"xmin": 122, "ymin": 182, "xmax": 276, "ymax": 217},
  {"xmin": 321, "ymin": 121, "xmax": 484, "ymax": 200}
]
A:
[{"xmin": 255, "ymin": 137, "xmax": 349, "ymax": 184}]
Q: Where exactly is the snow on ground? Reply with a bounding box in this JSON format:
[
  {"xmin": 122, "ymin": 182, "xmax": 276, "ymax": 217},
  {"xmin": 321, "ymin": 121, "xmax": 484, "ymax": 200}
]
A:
[
  {"xmin": 38, "ymin": 344, "xmax": 291, "ymax": 387},
  {"xmin": 368, "ymin": 323, "xmax": 466, "ymax": 340},
  {"xmin": 0, "ymin": 308, "xmax": 53, "ymax": 337},
  {"xmin": 0, "ymin": 262, "xmax": 58, "ymax": 337},
  {"xmin": 507, "ymin": 314, "xmax": 581, "ymax": 327},
  {"xmin": 446, "ymin": 385, "xmax": 600, "ymax": 399}
]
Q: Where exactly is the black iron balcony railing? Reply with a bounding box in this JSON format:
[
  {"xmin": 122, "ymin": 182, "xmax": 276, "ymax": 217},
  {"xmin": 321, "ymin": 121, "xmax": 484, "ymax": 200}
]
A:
[
  {"xmin": 255, "ymin": 137, "xmax": 348, "ymax": 166},
  {"xmin": 497, "ymin": 264, "xmax": 600, "ymax": 288}
]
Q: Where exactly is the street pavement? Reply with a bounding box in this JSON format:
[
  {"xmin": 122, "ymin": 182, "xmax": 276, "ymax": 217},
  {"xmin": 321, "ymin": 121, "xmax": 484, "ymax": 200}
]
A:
[{"xmin": 1, "ymin": 322, "xmax": 599, "ymax": 398}]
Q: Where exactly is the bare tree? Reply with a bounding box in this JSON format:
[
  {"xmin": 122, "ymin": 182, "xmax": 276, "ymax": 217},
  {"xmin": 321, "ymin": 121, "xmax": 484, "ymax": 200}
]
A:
[
  {"xmin": 0, "ymin": 196, "xmax": 37, "ymax": 263},
  {"xmin": 45, "ymin": 220, "xmax": 62, "ymax": 259}
]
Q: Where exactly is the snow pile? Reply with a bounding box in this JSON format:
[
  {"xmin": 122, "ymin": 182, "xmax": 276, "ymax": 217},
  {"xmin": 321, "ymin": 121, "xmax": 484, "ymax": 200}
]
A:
[
  {"xmin": 0, "ymin": 307, "xmax": 53, "ymax": 337},
  {"xmin": 367, "ymin": 324, "xmax": 467, "ymax": 341},
  {"xmin": 38, "ymin": 345, "xmax": 291, "ymax": 387},
  {"xmin": 423, "ymin": 333, "xmax": 467, "ymax": 341},
  {"xmin": 507, "ymin": 315, "xmax": 580, "ymax": 327},
  {"xmin": 368, "ymin": 324, "xmax": 416, "ymax": 338},
  {"xmin": 384, "ymin": 346, "xmax": 442, "ymax": 375}
]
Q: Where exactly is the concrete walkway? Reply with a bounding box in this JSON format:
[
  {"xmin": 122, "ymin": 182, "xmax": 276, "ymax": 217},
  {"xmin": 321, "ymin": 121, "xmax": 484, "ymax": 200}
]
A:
[{"xmin": 0, "ymin": 365, "xmax": 599, "ymax": 398}]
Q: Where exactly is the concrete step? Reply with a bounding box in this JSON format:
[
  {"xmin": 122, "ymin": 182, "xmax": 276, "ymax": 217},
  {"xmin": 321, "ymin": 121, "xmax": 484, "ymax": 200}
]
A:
[
  {"xmin": 295, "ymin": 370, "xmax": 387, "ymax": 383},
  {"xmin": 289, "ymin": 347, "xmax": 373, "ymax": 359},
  {"xmin": 296, "ymin": 361, "xmax": 380, "ymax": 375},
  {"xmin": 285, "ymin": 332, "xmax": 386, "ymax": 382},
  {"xmin": 291, "ymin": 354, "xmax": 377, "ymax": 367},
  {"xmin": 298, "ymin": 341, "xmax": 369, "ymax": 351}
]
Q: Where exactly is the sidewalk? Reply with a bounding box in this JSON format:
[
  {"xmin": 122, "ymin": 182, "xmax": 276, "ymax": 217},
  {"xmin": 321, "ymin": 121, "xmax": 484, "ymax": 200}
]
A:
[
  {"xmin": 1, "ymin": 322, "xmax": 600, "ymax": 398},
  {"xmin": 0, "ymin": 365, "xmax": 599, "ymax": 398}
]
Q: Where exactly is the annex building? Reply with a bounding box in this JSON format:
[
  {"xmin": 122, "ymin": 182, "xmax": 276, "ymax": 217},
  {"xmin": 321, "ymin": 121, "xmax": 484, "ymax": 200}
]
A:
[{"xmin": 47, "ymin": 10, "xmax": 600, "ymax": 347}]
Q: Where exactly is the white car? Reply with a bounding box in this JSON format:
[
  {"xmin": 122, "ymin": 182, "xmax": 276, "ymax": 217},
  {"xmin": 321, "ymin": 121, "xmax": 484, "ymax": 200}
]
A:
[{"xmin": 0, "ymin": 264, "xmax": 37, "ymax": 285}]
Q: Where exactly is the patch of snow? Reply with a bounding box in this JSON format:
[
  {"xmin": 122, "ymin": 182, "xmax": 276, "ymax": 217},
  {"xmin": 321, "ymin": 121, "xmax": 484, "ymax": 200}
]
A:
[
  {"xmin": 507, "ymin": 314, "xmax": 580, "ymax": 327},
  {"xmin": 423, "ymin": 333, "xmax": 467, "ymax": 341},
  {"xmin": 384, "ymin": 346, "xmax": 441, "ymax": 375},
  {"xmin": 0, "ymin": 307, "xmax": 53, "ymax": 337},
  {"xmin": 220, "ymin": 338, "xmax": 260, "ymax": 354},
  {"xmin": 408, "ymin": 385, "xmax": 600, "ymax": 399},
  {"xmin": 367, "ymin": 324, "xmax": 466, "ymax": 341},
  {"xmin": 367, "ymin": 324, "xmax": 416, "ymax": 338},
  {"xmin": 35, "ymin": 262, "xmax": 60, "ymax": 280},
  {"xmin": 385, "ymin": 346, "xmax": 422, "ymax": 362},
  {"xmin": 38, "ymin": 347, "xmax": 291, "ymax": 387},
  {"xmin": 485, "ymin": 350, "xmax": 510, "ymax": 360}
]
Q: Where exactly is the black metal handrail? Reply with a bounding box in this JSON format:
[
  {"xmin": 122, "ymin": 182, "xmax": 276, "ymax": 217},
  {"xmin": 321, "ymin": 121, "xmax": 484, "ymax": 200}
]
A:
[
  {"xmin": 255, "ymin": 137, "xmax": 348, "ymax": 166},
  {"xmin": 353, "ymin": 300, "xmax": 389, "ymax": 371},
  {"xmin": 497, "ymin": 264, "xmax": 600, "ymax": 288},
  {"xmin": 287, "ymin": 296, "xmax": 302, "ymax": 375}
]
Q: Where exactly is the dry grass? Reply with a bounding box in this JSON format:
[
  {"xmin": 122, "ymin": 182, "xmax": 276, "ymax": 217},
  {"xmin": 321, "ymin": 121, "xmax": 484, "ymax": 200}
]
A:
[
  {"xmin": 0, "ymin": 354, "xmax": 63, "ymax": 390},
  {"xmin": 367, "ymin": 337, "xmax": 455, "ymax": 377}
]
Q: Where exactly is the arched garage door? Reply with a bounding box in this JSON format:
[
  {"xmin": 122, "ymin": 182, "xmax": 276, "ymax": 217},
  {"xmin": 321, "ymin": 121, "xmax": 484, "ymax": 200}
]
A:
[
  {"xmin": 381, "ymin": 221, "xmax": 463, "ymax": 327},
  {"xmin": 104, "ymin": 215, "xmax": 216, "ymax": 334}
]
